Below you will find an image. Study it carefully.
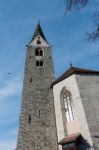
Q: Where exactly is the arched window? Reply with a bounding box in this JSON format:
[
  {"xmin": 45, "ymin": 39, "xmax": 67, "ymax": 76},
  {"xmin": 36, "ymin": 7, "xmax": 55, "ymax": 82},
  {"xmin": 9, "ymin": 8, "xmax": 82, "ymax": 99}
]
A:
[
  {"xmin": 35, "ymin": 47, "xmax": 43, "ymax": 56},
  {"xmin": 35, "ymin": 48, "xmax": 39, "ymax": 56},
  {"xmin": 63, "ymin": 90, "xmax": 74, "ymax": 122},
  {"xmin": 37, "ymin": 36, "xmax": 41, "ymax": 44},
  {"xmin": 40, "ymin": 50, "xmax": 43, "ymax": 56},
  {"xmin": 36, "ymin": 61, "xmax": 39, "ymax": 66},
  {"xmin": 36, "ymin": 61, "xmax": 43, "ymax": 67},
  {"xmin": 40, "ymin": 61, "xmax": 43, "ymax": 66}
]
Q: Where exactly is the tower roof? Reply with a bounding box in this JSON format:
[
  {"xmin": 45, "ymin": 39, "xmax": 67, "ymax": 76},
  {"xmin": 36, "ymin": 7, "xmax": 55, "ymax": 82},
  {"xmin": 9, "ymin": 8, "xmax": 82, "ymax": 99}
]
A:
[
  {"xmin": 52, "ymin": 66, "xmax": 99, "ymax": 87},
  {"xmin": 31, "ymin": 22, "xmax": 48, "ymax": 43}
]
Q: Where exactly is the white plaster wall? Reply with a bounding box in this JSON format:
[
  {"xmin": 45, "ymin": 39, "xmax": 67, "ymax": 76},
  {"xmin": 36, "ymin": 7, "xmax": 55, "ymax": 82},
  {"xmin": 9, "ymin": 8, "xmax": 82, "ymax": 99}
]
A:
[
  {"xmin": 53, "ymin": 74, "xmax": 94, "ymax": 150},
  {"xmin": 66, "ymin": 120, "xmax": 80, "ymax": 135},
  {"xmin": 30, "ymin": 35, "xmax": 49, "ymax": 47},
  {"xmin": 53, "ymin": 83, "xmax": 65, "ymax": 149}
]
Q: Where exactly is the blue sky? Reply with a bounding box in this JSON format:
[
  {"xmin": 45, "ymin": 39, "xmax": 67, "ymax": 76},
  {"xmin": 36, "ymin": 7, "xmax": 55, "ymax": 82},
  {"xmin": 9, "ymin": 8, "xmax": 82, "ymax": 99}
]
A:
[{"xmin": 0, "ymin": 0, "xmax": 99, "ymax": 149}]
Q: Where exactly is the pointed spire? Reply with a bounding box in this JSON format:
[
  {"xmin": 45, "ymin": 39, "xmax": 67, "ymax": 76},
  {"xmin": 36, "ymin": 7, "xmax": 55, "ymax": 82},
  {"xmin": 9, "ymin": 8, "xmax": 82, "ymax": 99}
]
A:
[{"xmin": 31, "ymin": 22, "xmax": 48, "ymax": 43}]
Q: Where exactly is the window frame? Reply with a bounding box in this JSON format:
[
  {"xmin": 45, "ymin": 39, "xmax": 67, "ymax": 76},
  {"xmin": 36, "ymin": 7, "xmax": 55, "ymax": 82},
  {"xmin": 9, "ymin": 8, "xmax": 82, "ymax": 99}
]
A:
[
  {"xmin": 35, "ymin": 47, "xmax": 43, "ymax": 57},
  {"xmin": 62, "ymin": 89, "xmax": 74, "ymax": 123},
  {"xmin": 36, "ymin": 60, "xmax": 44, "ymax": 67},
  {"xmin": 37, "ymin": 36, "xmax": 41, "ymax": 45}
]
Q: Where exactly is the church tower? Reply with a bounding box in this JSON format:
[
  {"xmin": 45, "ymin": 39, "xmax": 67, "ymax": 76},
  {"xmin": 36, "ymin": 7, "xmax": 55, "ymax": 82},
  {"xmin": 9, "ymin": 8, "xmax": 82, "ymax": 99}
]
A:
[{"xmin": 16, "ymin": 22, "xmax": 58, "ymax": 150}]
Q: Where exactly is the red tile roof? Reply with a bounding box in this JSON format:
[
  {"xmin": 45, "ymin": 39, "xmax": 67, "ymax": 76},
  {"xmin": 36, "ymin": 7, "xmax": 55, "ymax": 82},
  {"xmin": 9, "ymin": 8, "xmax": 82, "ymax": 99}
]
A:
[
  {"xmin": 52, "ymin": 66, "xmax": 99, "ymax": 87},
  {"xmin": 59, "ymin": 133, "xmax": 81, "ymax": 145}
]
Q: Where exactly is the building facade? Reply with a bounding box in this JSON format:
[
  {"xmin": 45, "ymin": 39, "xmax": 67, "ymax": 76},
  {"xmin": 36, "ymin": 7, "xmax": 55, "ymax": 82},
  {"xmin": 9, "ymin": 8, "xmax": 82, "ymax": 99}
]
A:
[{"xmin": 16, "ymin": 23, "xmax": 99, "ymax": 150}]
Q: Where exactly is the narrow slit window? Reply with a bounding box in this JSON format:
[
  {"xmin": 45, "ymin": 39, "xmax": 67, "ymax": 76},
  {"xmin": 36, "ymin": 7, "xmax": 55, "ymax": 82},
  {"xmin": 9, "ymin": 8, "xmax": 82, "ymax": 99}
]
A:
[
  {"xmin": 28, "ymin": 115, "xmax": 31, "ymax": 124},
  {"xmin": 30, "ymin": 78, "xmax": 32, "ymax": 83},
  {"xmin": 39, "ymin": 110, "xmax": 40, "ymax": 116},
  {"xmin": 29, "ymin": 56, "xmax": 31, "ymax": 59}
]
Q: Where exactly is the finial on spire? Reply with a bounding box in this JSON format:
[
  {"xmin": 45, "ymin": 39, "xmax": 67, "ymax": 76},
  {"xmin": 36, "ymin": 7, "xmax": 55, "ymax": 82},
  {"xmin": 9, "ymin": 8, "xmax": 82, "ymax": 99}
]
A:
[
  {"xmin": 30, "ymin": 22, "xmax": 48, "ymax": 44},
  {"xmin": 68, "ymin": 59, "xmax": 73, "ymax": 67},
  {"xmin": 38, "ymin": 20, "xmax": 40, "ymax": 24},
  {"xmin": 70, "ymin": 63, "xmax": 73, "ymax": 67}
]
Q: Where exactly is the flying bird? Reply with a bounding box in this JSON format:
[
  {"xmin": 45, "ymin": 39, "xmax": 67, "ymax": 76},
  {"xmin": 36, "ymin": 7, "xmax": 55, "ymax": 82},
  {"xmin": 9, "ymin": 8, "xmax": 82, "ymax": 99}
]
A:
[{"xmin": 7, "ymin": 73, "xmax": 11, "ymax": 75}]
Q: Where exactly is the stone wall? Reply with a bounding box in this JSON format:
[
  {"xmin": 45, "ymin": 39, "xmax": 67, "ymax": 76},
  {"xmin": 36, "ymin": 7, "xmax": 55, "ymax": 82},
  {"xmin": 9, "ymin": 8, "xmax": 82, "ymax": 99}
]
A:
[
  {"xmin": 16, "ymin": 43, "xmax": 58, "ymax": 150},
  {"xmin": 76, "ymin": 74, "xmax": 99, "ymax": 150}
]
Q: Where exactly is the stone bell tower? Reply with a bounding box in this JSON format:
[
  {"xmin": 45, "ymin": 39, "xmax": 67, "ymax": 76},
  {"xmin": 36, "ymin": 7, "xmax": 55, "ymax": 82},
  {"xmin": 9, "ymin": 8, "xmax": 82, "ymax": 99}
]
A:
[{"xmin": 16, "ymin": 22, "xmax": 58, "ymax": 150}]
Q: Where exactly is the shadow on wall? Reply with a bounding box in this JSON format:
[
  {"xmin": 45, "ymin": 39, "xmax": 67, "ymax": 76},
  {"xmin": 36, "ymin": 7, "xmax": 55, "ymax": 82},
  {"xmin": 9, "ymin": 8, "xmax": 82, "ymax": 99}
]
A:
[{"xmin": 77, "ymin": 136, "xmax": 92, "ymax": 150}]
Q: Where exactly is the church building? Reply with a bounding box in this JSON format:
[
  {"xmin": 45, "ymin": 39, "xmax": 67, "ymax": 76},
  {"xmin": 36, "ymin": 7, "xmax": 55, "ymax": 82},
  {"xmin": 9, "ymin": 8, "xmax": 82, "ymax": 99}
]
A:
[{"xmin": 16, "ymin": 23, "xmax": 99, "ymax": 150}]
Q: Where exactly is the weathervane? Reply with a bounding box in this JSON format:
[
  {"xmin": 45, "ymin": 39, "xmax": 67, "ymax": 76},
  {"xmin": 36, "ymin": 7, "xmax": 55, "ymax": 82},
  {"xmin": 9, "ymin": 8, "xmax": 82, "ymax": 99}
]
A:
[{"xmin": 68, "ymin": 59, "xmax": 73, "ymax": 67}]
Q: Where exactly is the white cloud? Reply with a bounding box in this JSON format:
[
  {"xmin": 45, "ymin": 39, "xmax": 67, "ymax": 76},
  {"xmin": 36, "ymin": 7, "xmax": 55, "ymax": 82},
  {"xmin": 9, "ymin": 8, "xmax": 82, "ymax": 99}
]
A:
[
  {"xmin": 0, "ymin": 140, "xmax": 16, "ymax": 150},
  {"xmin": 0, "ymin": 75, "xmax": 22, "ymax": 133},
  {"xmin": 0, "ymin": 116, "xmax": 18, "ymax": 125},
  {"xmin": 0, "ymin": 76, "xmax": 22, "ymax": 99}
]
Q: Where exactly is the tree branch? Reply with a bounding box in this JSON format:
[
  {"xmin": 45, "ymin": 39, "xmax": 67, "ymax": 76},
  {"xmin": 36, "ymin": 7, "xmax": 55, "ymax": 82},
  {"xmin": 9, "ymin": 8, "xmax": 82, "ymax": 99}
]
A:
[{"xmin": 66, "ymin": 0, "xmax": 88, "ymax": 11}]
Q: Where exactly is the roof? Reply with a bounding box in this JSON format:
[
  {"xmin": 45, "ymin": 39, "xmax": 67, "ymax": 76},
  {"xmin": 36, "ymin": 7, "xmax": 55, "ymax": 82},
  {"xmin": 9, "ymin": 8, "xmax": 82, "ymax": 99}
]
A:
[
  {"xmin": 31, "ymin": 22, "xmax": 48, "ymax": 43},
  {"xmin": 59, "ymin": 133, "xmax": 81, "ymax": 145},
  {"xmin": 52, "ymin": 66, "xmax": 99, "ymax": 87}
]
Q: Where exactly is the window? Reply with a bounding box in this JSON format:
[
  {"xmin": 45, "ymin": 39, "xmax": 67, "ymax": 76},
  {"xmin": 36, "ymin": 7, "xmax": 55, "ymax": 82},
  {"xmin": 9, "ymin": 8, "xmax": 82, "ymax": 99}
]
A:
[
  {"xmin": 36, "ymin": 61, "xmax": 39, "ymax": 66},
  {"xmin": 37, "ymin": 36, "xmax": 41, "ymax": 44},
  {"xmin": 40, "ymin": 50, "xmax": 43, "ymax": 56},
  {"xmin": 40, "ymin": 61, "xmax": 43, "ymax": 66},
  {"xmin": 35, "ymin": 49, "xmax": 39, "ymax": 56},
  {"xmin": 39, "ymin": 110, "xmax": 40, "ymax": 116},
  {"xmin": 28, "ymin": 115, "xmax": 31, "ymax": 124},
  {"xmin": 62, "ymin": 143, "xmax": 77, "ymax": 150},
  {"xmin": 35, "ymin": 47, "xmax": 43, "ymax": 56},
  {"xmin": 30, "ymin": 78, "xmax": 32, "ymax": 83},
  {"xmin": 29, "ymin": 56, "xmax": 31, "ymax": 59},
  {"xmin": 36, "ymin": 61, "xmax": 43, "ymax": 67},
  {"xmin": 63, "ymin": 90, "xmax": 74, "ymax": 122}
]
